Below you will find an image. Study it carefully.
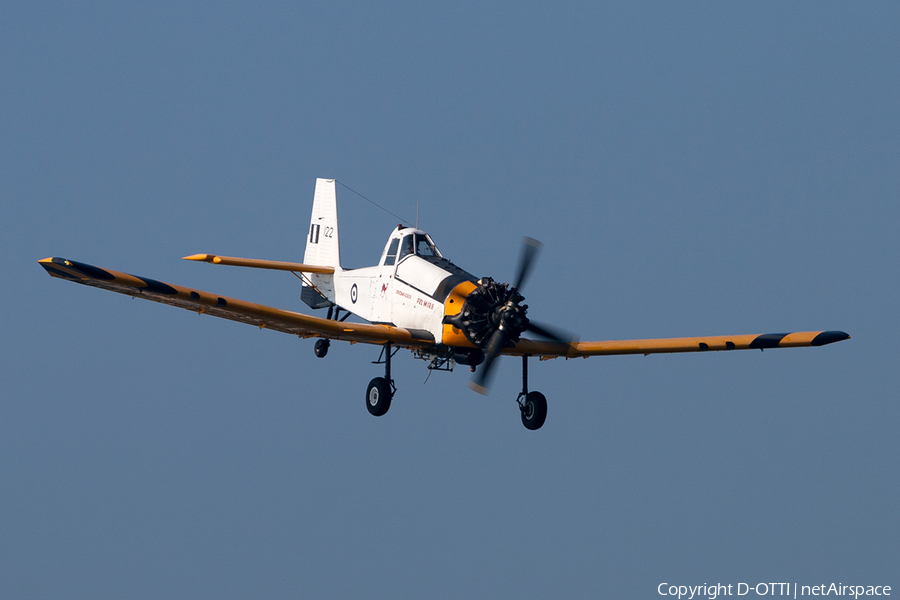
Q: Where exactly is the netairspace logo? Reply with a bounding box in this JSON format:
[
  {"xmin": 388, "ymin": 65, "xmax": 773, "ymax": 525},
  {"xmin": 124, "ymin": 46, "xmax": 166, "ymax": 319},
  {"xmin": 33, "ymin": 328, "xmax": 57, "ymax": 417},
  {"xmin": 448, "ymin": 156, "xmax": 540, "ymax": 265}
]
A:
[{"xmin": 657, "ymin": 583, "xmax": 892, "ymax": 599}]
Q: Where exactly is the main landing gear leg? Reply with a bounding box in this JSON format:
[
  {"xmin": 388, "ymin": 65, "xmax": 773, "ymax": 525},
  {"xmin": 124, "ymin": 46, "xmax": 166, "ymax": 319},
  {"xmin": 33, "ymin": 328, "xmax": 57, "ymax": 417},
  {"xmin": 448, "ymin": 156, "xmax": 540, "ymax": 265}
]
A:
[
  {"xmin": 366, "ymin": 341, "xmax": 394, "ymax": 417},
  {"xmin": 517, "ymin": 355, "xmax": 547, "ymax": 430}
]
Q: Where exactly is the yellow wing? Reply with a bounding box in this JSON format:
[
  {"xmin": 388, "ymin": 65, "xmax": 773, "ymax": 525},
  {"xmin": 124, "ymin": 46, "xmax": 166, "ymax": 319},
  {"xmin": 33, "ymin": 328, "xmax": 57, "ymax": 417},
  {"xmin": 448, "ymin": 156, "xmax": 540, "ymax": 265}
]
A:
[
  {"xmin": 505, "ymin": 331, "xmax": 849, "ymax": 359},
  {"xmin": 39, "ymin": 257, "xmax": 434, "ymax": 348}
]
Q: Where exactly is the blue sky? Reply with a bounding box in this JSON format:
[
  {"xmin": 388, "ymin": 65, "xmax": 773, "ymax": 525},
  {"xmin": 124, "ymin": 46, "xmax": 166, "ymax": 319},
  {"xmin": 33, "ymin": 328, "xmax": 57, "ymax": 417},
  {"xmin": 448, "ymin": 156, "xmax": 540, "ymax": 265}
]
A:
[{"xmin": 2, "ymin": 2, "xmax": 897, "ymax": 598}]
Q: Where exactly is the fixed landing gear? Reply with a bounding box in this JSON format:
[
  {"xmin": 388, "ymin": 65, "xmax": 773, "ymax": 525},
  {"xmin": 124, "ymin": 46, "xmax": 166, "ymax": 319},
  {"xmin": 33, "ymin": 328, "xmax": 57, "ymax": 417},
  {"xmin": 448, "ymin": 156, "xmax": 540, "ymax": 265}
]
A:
[
  {"xmin": 366, "ymin": 377, "xmax": 391, "ymax": 416},
  {"xmin": 314, "ymin": 338, "xmax": 330, "ymax": 358},
  {"xmin": 359, "ymin": 345, "xmax": 547, "ymax": 428},
  {"xmin": 516, "ymin": 355, "xmax": 547, "ymax": 430},
  {"xmin": 366, "ymin": 342, "xmax": 395, "ymax": 417},
  {"xmin": 520, "ymin": 391, "xmax": 547, "ymax": 430}
]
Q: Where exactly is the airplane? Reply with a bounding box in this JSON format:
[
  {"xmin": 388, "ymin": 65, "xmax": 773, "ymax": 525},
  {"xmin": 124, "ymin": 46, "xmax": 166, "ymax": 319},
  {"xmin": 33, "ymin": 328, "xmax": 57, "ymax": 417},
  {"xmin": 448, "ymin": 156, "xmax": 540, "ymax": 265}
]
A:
[{"xmin": 40, "ymin": 178, "xmax": 850, "ymax": 430}]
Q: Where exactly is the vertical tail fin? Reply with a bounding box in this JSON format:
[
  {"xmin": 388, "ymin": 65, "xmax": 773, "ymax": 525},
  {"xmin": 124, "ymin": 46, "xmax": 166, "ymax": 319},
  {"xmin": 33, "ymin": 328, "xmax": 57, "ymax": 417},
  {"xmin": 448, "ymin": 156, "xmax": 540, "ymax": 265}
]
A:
[
  {"xmin": 303, "ymin": 178, "xmax": 341, "ymax": 268},
  {"xmin": 301, "ymin": 178, "xmax": 340, "ymax": 309}
]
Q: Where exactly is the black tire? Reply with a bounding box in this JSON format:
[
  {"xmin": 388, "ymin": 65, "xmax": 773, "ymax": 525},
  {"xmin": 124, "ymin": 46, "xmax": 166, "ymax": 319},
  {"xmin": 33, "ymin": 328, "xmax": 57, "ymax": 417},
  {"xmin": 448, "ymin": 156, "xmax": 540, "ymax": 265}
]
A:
[
  {"xmin": 366, "ymin": 377, "xmax": 392, "ymax": 417},
  {"xmin": 521, "ymin": 391, "xmax": 547, "ymax": 430},
  {"xmin": 314, "ymin": 338, "xmax": 330, "ymax": 358}
]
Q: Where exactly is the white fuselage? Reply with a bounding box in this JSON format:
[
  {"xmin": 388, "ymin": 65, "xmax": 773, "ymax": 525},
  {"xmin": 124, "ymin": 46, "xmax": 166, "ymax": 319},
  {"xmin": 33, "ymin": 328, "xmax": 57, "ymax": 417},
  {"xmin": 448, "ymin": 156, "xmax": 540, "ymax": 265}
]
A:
[
  {"xmin": 331, "ymin": 227, "xmax": 476, "ymax": 344},
  {"xmin": 299, "ymin": 181, "xmax": 478, "ymax": 349}
]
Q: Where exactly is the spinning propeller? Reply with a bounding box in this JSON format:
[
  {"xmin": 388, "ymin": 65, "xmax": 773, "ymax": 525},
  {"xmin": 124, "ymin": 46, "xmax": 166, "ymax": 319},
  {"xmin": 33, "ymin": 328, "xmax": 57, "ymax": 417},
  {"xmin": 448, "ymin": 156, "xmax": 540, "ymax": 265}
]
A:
[{"xmin": 461, "ymin": 237, "xmax": 572, "ymax": 394}]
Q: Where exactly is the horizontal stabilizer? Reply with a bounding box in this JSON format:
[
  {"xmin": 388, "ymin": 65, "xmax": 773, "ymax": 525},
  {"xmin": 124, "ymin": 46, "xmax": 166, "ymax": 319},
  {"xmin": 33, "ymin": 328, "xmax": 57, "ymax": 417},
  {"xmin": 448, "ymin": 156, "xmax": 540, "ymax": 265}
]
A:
[{"xmin": 183, "ymin": 254, "xmax": 335, "ymax": 274}]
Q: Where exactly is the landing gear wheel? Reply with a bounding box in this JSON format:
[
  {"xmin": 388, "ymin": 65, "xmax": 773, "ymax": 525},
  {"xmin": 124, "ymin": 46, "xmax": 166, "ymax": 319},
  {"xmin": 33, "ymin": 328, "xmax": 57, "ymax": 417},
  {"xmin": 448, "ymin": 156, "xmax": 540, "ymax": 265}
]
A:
[
  {"xmin": 520, "ymin": 391, "xmax": 547, "ymax": 430},
  {"xmin": 314, "ymin": 339, "xmax": 330, "ymax": 358},
  {"xmin": 366, "ymin": 377, "xmax": 392, "ymax": 417}
]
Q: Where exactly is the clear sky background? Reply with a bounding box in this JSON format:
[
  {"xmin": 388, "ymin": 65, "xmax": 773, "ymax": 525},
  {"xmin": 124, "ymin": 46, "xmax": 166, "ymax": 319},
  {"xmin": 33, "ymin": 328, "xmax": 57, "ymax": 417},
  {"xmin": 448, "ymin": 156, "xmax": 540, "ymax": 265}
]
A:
[{"xmin": 2, "ymin": 2, "xmax": 897, "ymax": 598}]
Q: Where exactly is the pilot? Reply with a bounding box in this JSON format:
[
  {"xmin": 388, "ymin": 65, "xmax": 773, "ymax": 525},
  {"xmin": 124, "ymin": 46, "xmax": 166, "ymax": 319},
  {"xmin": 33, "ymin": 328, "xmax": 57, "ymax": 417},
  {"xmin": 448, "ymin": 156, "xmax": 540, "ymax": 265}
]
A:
[{"xmin": 400, "ymin": 235, "xmax": 414, "ymax": 259}]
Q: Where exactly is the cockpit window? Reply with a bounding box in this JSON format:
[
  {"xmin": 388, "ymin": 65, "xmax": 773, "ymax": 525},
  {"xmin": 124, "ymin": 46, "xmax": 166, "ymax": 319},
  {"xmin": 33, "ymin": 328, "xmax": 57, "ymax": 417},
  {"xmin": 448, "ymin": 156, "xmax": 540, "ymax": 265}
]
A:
[
  {"xmin": 384, "ymin": 238, "xmax": 400, "ymax": 266},
  {"xmin": 398, "ymin": 235, "xmax": 414, "ymax": 260},
  {"xmin": 415, "ymin": 234, "xmax": 439, "ymax": 257},
  {"xmin": 396, "ymin": 233, "xmax": 442, "ymax": 262}
]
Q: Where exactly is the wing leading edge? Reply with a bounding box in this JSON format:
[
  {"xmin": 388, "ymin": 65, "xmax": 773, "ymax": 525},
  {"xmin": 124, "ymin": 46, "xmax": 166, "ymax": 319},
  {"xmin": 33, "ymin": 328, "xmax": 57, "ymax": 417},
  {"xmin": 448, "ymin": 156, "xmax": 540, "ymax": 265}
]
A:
[
  {"xmin": 507, "ymin": 330, "xmax": 849, "ymax": 359},
  {"xmin": 38, "ymin": 257, "xmax": 434, "ymax": 347}
]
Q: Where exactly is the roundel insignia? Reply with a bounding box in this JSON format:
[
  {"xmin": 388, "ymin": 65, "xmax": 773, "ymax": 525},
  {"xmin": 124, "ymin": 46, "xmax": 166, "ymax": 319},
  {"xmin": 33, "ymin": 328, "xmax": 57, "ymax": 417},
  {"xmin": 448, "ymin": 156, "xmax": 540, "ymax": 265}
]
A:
[{"xmin": 350, "ymin": 283, "xmax": 358, "ymax": 304}]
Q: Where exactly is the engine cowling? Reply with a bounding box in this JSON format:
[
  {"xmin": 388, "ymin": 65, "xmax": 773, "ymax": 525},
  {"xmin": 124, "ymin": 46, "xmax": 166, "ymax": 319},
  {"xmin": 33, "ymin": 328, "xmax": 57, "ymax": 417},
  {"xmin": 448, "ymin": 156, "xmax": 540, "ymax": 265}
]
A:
[{"xmin": 442, "ymin": 277, "xmax": 529, "ymax": 350}]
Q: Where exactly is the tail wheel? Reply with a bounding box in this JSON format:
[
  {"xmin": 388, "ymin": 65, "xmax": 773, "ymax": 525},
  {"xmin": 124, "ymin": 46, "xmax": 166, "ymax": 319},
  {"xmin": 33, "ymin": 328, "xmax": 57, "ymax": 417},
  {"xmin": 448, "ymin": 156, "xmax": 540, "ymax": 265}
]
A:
[
  {"xmin": 366, "ymin": 377, "xmax": 392, "ymax": 417},
  {"xmin": 520, "ymin": 391, "xmax": 547, "ymax": 430}
]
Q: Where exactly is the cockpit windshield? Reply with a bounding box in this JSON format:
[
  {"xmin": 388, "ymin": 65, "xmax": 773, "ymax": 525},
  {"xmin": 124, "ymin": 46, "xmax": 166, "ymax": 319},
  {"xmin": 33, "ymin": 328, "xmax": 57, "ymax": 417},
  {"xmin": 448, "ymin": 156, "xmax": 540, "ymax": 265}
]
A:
[
  {"xmin": 397, "ymin": 233, "xmax": 441, "ymax": 261},
  {"xmin": 415, "ymin": 234, "xmax": 439, "ymax": 257}
]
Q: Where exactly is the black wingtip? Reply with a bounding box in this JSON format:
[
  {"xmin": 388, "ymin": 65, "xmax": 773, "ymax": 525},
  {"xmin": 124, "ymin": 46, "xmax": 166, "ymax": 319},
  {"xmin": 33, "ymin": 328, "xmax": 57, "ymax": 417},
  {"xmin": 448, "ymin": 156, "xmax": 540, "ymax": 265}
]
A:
[
  {"xmin": 811, "ymin": 330, "xmax": 850, "ymax": 346},
  {"xmin": 39, "ymin": 257, "xmax": 116, "ymax": 281}
]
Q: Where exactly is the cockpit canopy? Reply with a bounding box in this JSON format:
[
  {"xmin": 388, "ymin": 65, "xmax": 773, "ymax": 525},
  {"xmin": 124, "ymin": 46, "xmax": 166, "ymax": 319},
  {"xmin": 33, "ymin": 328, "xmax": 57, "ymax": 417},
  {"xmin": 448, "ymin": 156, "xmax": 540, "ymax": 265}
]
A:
[{"xmin": 383, "ymin": 230, "xmax": 442, "ymax": 266}]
